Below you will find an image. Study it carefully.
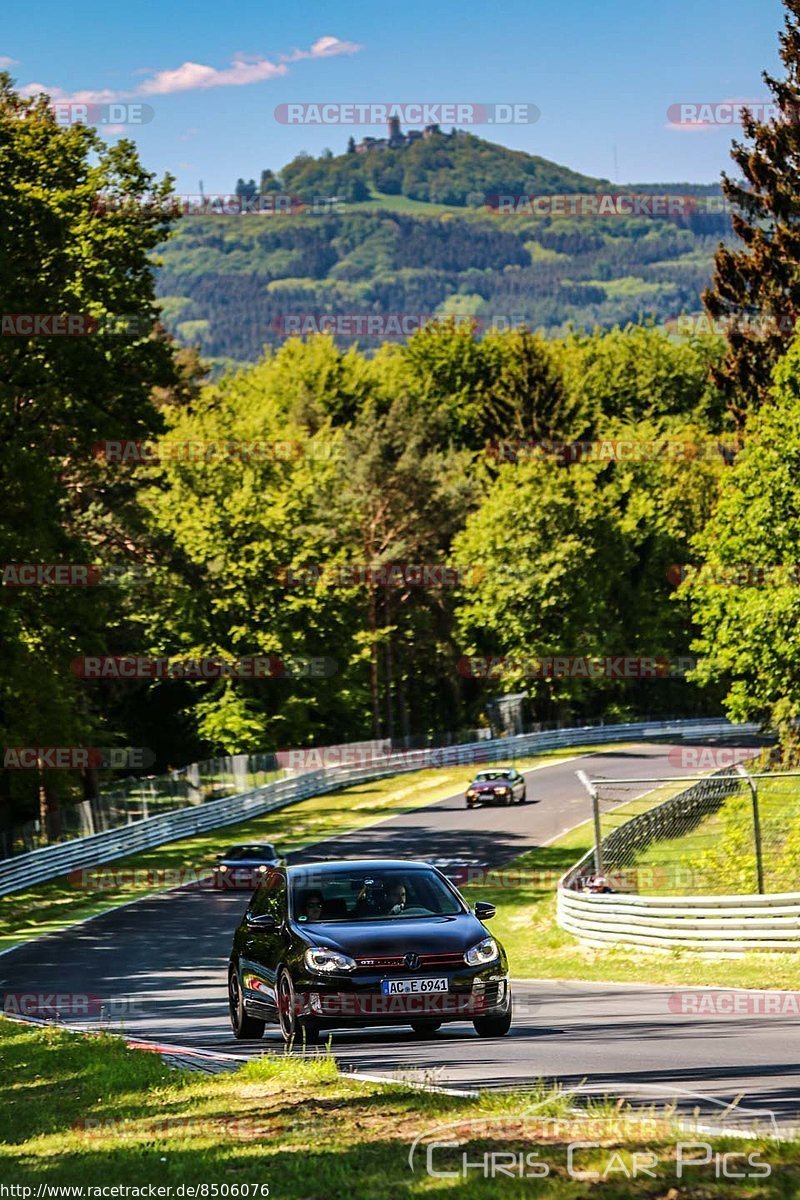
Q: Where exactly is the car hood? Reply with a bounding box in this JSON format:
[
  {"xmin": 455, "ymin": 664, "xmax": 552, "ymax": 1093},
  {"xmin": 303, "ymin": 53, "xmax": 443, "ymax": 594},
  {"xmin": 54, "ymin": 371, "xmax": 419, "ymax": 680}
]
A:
[
  {"xmin": 470, "ymin": 781, "xmax": 510, "ymax": 790},
  {"xmin": 297, "ymin": 914, "xmax": 489, "ymax": 955}
]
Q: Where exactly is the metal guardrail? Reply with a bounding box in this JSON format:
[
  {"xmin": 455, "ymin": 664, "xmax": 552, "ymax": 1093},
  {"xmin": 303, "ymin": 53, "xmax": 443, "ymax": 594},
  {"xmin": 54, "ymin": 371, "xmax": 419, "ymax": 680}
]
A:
[
  {"xmin": 557, "ymin": 887, "xmax": 800, "ymax": 952},
  {"xmin": 0, "ymin": 716, "xmax": 749, "ymax": 896}
]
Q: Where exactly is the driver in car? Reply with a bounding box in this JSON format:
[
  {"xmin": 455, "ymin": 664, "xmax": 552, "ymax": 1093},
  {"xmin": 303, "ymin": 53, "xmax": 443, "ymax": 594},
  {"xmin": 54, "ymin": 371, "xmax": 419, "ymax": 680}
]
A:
[
  {"xmin": 301, "ymin": 891, "xmax": 324, "ymax": 921},
  {"xmin": 386, "ymin": 881, "xmax": 407, "ymax": 914}
]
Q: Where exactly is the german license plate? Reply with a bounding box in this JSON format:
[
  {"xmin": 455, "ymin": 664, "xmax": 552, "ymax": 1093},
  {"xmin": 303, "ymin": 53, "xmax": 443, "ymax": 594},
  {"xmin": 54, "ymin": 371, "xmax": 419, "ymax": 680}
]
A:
[{"xmin": 381, "ymin": 977, "xmax": 448, "ymax": 995}]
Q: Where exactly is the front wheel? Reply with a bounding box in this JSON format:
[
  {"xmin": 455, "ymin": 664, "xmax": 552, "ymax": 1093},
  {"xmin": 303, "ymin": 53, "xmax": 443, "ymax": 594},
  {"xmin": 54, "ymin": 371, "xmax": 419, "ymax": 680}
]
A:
[
  {"xmin": 518, "ymin": 788, "xmax": 527, "ymax": 804},
  {"xmin": 473, "ymin": 996, "xmax": 513, "ymax": 1038},
  {"xmin": 277, "ymin": 967, "xmax": 320, "ymax": 1045},
  {"xmin": 229, "ymin": 965, "xmax": 265, "ymax": 1040}
]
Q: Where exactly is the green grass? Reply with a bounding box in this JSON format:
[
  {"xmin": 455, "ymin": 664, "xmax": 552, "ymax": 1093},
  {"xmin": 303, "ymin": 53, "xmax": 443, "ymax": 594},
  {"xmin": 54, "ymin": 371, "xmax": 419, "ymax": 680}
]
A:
[
  {"xmin": 1, "ymin": 1019, "xmax": 793, "ymax": 1196},
  {"xmin": 342, "ymin": 190, "xmax": 472, "ymax": 217},
  {"xmin": 0, "ymin": 745, "xmax": 609, "ymax": 953}
]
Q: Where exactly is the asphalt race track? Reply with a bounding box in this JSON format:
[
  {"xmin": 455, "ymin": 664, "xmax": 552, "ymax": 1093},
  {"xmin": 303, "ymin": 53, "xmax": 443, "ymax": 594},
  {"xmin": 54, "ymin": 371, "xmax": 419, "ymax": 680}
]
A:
[{"xmin": 5, "ymin": 738, "xmax": 799, "ymax": 1124}]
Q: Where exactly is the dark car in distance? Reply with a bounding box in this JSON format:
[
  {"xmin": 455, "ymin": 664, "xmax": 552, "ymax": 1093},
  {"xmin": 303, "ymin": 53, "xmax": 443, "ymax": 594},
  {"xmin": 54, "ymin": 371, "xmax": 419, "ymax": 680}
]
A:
[
  {"xmin": 214, "ymin": 842, "xmax": 283, "ymax": 889},
  {"xmin": 465, "ymin": 767, "xmax": 527, "ymax": 807},
  {"xmin": 228, "ymin": 859, "xmax": 512, "ymax": 1043}
]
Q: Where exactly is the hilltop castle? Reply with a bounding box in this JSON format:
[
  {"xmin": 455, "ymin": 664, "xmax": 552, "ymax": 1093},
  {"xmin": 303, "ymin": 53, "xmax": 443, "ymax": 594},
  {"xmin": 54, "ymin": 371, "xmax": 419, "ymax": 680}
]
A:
[{"xmin": 355, "ymin": 118, "xmax": 465, "ymax": 154}]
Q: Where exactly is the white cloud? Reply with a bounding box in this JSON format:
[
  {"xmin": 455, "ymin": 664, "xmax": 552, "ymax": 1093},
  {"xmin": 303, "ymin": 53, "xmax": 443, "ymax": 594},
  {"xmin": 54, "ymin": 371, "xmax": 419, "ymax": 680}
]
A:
[
  {"xmin": 20, "ymin": 37, "xmax": 363, "ymax": 105},
  {"xmin": 0, "ymin": 55, "xmax": 19, "ymax": 68},
  {"xmin": 136, "ymin": 56, "xmax": 288, "ymax": 97},
  {"xmin": 282, "ymin": 36, "xmax": 363, "ymax": 62},
  {"xmin": 18, "ymin": 81, "xmax": 119, "ymax": 103}
]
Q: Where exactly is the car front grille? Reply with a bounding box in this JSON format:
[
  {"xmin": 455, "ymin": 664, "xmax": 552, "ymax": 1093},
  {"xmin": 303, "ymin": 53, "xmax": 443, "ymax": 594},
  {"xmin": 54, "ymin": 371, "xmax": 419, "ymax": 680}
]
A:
[{"xmin": 354, "ymin": 951, "xmax": 466, "ymax": 972}]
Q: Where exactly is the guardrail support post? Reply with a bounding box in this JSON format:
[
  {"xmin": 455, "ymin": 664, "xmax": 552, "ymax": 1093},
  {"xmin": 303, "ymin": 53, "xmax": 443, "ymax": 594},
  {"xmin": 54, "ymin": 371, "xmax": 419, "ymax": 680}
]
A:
[
  {"xmin": 735, "ymin": 764, "xmax": 764, "ymax": 894},
  {"xmin": 577, "ymin": 769, "xmax": 604, "ymax": 876}
]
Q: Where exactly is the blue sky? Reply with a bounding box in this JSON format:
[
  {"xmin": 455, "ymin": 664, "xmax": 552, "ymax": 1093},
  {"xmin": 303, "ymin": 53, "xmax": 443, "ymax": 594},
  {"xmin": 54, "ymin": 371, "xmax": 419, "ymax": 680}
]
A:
[{"xmin": 1, "ymin": 0, "xmax": 788, "ymax": 192}]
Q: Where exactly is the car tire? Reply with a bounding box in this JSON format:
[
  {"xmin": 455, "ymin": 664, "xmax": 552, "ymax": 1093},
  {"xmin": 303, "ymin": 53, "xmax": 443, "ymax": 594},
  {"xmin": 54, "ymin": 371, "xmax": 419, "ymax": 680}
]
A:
[
  {"xmin": 229, "ymin": 965, "xmax": 265, "ymax": 1040},
  {"xmin": 473, "ymin": 995, "xmax": 513, "ymax": 1038},
  {"xmin": 277, "ymin": 967, "xmax": 320, "ymax": 1045},
  {"xmin": 410, "ymin": 1019, "xmax": 443, "ymax": 1037},
  {"xmin": 519, "ymin": 787, "xmax": 527, "ymax": 804},
  {"xmin": 466, "ymin": 799, "xmax": 473, "ymax": 808}
]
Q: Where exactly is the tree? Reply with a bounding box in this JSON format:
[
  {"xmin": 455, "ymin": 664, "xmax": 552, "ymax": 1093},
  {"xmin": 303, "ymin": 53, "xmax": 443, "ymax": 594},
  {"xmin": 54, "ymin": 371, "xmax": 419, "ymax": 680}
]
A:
[
  {"xmin": 347, "ymin": 136, "xmax": 356, "ymax": 154},
  {"xmin": 0, "ymin": 74, "xmax": 180, "ymax": 830},
  {"xmin": 141, "ymin": 342, "xmax": 375, "ymax": 751},
  {"xmin": 383, "ymin": 320, "xmax": 587, "ymax": 452},
  {"xmin": 702, "ymin": 0, "xmax": 800, "ymax": 422},
  {"xmin": 453, "ymin": 415, "xmax": 727, "ymax": 724},
  {"xmin": 259, "ymin": 169, "xmax": 282, "ymax": 194},
  {"xmin": 323, "ymin": 395, "xmax": 473, "ymax": 738},
  {"xmin": 681, "ymin": 335, "xmax": 800, "ymax": 744}
]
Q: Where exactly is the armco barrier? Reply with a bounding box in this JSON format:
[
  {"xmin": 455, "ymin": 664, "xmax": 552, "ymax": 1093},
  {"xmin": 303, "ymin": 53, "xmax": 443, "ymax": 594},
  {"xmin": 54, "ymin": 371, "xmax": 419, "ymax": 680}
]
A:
[
  {"xmin": 0, "ymin": 717, "xmax": 752, "ymax": 896},
  {"xmin": 557, "ymin": 886, "xmax": 800, "ymax": 952}
]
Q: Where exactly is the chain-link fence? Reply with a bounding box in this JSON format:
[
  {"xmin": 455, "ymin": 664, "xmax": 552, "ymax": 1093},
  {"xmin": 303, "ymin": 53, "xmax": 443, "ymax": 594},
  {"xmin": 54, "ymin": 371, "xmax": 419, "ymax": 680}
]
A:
[{"xmin": 575, "ymin": 757, "xmax": 800, "ymax": 896}]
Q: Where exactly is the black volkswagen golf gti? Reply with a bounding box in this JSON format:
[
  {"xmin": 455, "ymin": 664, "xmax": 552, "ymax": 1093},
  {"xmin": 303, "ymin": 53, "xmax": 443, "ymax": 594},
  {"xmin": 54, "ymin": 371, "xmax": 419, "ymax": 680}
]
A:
[{"xmin": 228, "ymin": 859, "xmax": 512, "ymax": 1042}]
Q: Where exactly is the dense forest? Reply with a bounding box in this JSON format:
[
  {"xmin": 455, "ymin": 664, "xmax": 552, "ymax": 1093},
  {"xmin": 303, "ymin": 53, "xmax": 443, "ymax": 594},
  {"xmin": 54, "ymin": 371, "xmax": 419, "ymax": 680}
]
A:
[{"xmin": 155, "ymin": 134, "xmax": 731, "ymax": 369}]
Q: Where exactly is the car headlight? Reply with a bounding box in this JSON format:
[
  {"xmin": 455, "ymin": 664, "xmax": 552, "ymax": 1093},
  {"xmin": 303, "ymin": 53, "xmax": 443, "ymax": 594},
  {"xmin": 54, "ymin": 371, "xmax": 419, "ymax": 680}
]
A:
[
  {"xmin": 304, "ymin": 947, "xmax": 357, "ymax": 974},
  {"xmin": 496, "ymin": 787, "xmax": 509, "ymax": 794},
  {"xmin": 465, "ymin": 937, "xmax": 499, "ymax": 966},
  {"xmin": 258, "ymin": 864, "xmax": 267, "ymax": 872},
  {"xmin": 218, "ymin": 864, "xmax": 228, "ymax": 873},
  {"xmin": 466, "ymin": 789, "xmax": 477, "ymax": 797}
]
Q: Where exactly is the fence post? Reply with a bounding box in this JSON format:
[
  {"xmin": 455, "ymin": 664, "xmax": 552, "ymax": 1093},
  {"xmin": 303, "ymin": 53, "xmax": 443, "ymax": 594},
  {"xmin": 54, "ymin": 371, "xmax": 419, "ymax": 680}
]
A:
[
  {"xmin": 576, "ymin": 769, "xmax": 604, "ymax": 876},
  {"xmin": 735, "ymin": 764, "xmax": 764, "ymax": 895}
]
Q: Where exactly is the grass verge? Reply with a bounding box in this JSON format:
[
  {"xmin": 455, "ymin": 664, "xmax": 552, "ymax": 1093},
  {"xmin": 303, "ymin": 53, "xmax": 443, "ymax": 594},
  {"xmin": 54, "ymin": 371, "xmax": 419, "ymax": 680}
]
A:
[{"xmin": 1, "ymin": 1019, "xmax": 793, "ymax": 1197}]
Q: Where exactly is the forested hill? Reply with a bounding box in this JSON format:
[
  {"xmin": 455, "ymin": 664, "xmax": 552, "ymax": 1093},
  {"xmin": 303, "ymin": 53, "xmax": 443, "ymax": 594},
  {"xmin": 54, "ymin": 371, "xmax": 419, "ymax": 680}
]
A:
[
  {"xmin": 155, "ymin": 131, "xmax": 731, "ymax": 371},
  {"xmin": 274, "ymin": 130, "xmax": 611, "ymax": 206}
]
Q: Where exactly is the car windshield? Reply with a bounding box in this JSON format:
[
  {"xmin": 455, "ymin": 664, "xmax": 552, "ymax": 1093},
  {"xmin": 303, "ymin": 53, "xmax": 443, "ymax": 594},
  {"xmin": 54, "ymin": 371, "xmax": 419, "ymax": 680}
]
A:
[
  {"xmin": 290, "ymin": 868, "xmax": 463, "ymax": 922},
  {"xmin": 224, "ymin": 845, "xmax": 274, "ymax": 860},
  {"xmin": 473, "ymin": 770, "xmax": 512, "ymax": 782}
]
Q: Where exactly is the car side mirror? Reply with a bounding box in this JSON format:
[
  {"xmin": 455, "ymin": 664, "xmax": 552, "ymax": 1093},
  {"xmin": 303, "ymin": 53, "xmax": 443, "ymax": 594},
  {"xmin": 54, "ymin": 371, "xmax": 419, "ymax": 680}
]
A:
[
  {"xmin": 246, "ymin": 913, "xmax": 276, "ymax": 929},
  {"xmin": 474, "ymin": 901, "xmax": 496, "ymax": 920}
]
